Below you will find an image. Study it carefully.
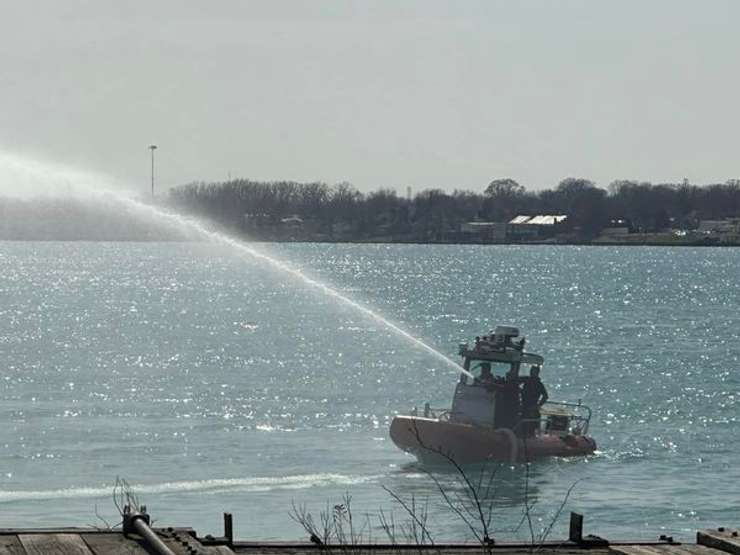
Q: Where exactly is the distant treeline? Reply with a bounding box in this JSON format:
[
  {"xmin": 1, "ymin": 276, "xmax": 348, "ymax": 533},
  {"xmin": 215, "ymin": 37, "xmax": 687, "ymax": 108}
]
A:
[
  {"xmin": 0, "ymin": 196, "xmax": 191, "ymax": 241},
  {"xmin": 169, "ymin": 178, "xmax": 740, "ymax": 241}
]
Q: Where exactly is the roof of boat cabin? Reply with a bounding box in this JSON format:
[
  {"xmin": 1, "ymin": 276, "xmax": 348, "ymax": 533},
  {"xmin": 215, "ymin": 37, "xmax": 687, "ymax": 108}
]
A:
[{"xmin": 460, "ymin": 347, "xmax": 544, "ymax": 366}]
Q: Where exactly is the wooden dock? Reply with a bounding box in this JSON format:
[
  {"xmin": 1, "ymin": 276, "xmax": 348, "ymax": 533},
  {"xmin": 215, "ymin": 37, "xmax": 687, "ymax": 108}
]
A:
[{"xmin": 0, "ymin": 519, "xmax": 737, "ymax": 555}]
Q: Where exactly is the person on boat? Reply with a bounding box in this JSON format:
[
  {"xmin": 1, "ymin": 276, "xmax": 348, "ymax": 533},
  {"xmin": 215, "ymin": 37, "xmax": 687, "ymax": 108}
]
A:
[
  {"xmin": 493, "ymin": 367, "xmax": 521, "ymax": 430},
  {"xmin": 520, "ymin": 366, "xmax": 548, "ymax": 437},
  {"xmin": 475, "ymin": 362, "xmax": 495, "ymax": 387}
]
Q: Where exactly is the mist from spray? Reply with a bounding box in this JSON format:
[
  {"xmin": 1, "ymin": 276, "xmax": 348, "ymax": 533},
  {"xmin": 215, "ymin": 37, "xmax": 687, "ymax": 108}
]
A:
[
  {"xmin": 0, "ymin": 151, "xmax": 131, "ymax": 198},
  {"xmin": 0, "ymin": 151, "xmax": 471, "ymax": 379}
]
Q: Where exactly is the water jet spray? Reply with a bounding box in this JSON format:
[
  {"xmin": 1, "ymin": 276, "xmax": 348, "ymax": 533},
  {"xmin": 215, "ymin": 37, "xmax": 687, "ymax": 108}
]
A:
[
  {"xmin": 0, "ymin": 151, "xmax": 472, "ymax": 379},
  {"xmin": 118, "ymin": 196, "xmax": 473, "ymax": 379}
]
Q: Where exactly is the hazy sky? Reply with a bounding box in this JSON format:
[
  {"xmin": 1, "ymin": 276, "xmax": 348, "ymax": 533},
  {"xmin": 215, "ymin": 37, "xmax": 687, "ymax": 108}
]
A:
[{"xmin": 1, "ymin": 1, "xmax": 739, "ymax": 196}]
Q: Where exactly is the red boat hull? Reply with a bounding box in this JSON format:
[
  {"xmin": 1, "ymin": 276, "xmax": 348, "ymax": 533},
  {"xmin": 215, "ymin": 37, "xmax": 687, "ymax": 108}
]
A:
[{"xmin": 389, "ymin": 415, "xmax": 596, "ymax": 464}]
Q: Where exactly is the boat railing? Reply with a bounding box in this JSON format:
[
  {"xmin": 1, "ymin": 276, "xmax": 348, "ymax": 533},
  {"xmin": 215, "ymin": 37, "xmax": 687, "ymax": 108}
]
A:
[
  {"xmin": 540, "ymin": 400, "xmax": 592, "ymax": 435},
  {"xmin": 409, "ymin": 403, "xmax": 453, "ymax": 421},
  {"xmin": 511, "ymin": 401, "xmax": 591, "ymax": 438},
  {"xmin": 409, "ymin": 400, "xmax": 592, "ymax": 435}
]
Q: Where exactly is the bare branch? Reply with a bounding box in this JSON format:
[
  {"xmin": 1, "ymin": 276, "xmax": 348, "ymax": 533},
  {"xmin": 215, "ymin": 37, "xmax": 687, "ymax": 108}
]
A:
[{"xmin": 381, "ymin": 486, "xmax": 435, "ymax": 545}]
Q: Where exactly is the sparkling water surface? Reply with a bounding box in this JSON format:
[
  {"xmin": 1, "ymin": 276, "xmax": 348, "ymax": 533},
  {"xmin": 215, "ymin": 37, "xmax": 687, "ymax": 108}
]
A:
[{"xmin": 0, "ymin": 242, "xmax": 738, "ymax": 540}]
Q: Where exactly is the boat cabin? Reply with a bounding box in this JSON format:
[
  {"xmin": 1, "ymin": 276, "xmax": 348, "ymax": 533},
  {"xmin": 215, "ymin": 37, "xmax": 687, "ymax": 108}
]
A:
[{"xmin": 451, "ymin": 326, "xmax": 544, "ymax": 434}]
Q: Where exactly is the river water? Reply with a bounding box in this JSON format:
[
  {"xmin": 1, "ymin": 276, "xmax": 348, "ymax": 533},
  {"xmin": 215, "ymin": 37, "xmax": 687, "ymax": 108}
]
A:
[{"xmin": 0, "ymin": 241, "xmax": 738, "ymax": 541}]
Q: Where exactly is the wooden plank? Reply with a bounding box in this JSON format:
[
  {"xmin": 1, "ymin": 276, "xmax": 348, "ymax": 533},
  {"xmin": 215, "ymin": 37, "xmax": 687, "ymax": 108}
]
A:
[
  {"xmin": 672, "ymin": 547, "xmax": 734, "ymax": 555},
  {"xmin": 81, "ymin": 533, "xmax": 151, "ymax": 555},
  {"xmin": 610, "ymin": 547, "xmax": 662, "ymax": 555},
  {"xmin": 162, "ymin": 533, "xmax": 236, "ymax": 554},
  {"xmin": 0, "ymin": 529, "xmax": 89, "ymax": 534},
  {"xmin": 231, "ymin": 550, "xmax": 610, "ymax": 555},
  {"xmin": 0, "ymin": 536, "xmax": 26, "ymax": 555},
  {"xmin": 19, "ymin": 534, "xmax": 94, "ymax": 555},
  {"xmin": 232, "ymin": 545, "xmax": 606, "ymax": 552},
  {"xmin": 611, "ymin": 546, "xmax": 729, "ymax": 555},
  {"xmin": 161, "ymin": 531, "xmax": 197, "ymax": 554},
  {"xmin": 698, "ymin": 530, "xmax": 740, "ymax": 555},
  {"xmin": 231, "ymin": 544, "xmax": 611, "ymax": 552}
]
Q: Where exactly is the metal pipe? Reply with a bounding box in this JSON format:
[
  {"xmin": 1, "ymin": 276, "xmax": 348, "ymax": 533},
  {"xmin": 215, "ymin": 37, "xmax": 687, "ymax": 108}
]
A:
[{"xmin": 130, "ymin": 515, "xmax": 177, "ymax": 555}]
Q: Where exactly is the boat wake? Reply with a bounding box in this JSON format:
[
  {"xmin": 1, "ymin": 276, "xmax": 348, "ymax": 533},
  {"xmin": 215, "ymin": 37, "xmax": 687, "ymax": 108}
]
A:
[{"xmin": 0, "ymin": 473, "xmax": 380, "ymax": 503}]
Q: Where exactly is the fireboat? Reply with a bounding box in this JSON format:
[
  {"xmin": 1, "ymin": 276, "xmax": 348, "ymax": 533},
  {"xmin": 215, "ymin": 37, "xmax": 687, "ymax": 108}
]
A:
[{"xmin": 389, "ymin": 326, "xmax": 596, "ymax": 463}]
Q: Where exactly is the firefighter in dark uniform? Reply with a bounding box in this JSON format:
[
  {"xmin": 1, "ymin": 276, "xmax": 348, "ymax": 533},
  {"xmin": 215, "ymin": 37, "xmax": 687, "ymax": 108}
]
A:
[{"xmin": 521, "ymin": 365, "xmax": 548, "ymax": 437}]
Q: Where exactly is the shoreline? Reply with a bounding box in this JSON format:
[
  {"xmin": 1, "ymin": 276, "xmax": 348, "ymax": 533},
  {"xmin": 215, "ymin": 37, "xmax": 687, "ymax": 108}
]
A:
[{"xmin": 1, "ymin": 237, "xmax": 740, "ymax": 247}]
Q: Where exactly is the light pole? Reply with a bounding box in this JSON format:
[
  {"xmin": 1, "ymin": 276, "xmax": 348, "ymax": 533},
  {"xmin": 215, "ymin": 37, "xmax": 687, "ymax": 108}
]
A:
[{"xmin": 148, "ymin": 144, "xmax": 157, "ymax": 198}]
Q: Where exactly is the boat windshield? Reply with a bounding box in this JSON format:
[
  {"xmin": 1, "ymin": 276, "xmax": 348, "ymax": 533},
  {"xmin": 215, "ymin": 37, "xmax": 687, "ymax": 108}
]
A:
[
  {"xmin": 518, "ymin": 364, "xmax": 543, "ymax": 378},
  {"xmin": 467, "ymin": 359, "xmax": 512, "ymax": 381}
]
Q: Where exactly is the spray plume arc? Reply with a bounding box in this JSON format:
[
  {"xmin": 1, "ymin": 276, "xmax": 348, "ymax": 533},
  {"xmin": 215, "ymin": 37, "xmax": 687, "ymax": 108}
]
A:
[
  {"xmin": 0, "ymin": 150, "xmax": 470, "ymax": 378},
  {"xmin": 116, "ymin": 196, "xmax": 474, "ymax": 380}
]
